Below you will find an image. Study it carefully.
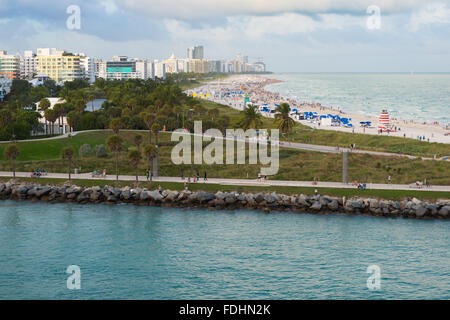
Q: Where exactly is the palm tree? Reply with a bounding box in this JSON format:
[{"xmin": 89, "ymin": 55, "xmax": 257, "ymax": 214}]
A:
[
  {"xmin": 140, "ymin": 112, "xmax": 155, "ymax": 144},
  {"xmin": 53, "ymin": 103, "xmax": 64, "ymax": 134},
  {"xmin": 275, "ymin": 102, "xmax": 295, "ymax": 135},
  {"xmin": 88, "ymin": 93, "xmax": 96, "ymax": 112},
  {"xmin": 134, "ymin": 134, "xmax": 143, "ymax": 152},
  {"xmin": 143, "ymin": 144, "xmax": 157, "ymax": 182},
  {"xmin": 4, "ymin": 144, "xmax": 19, "ymax": 179},
  {"xmin": 66, "ymin": 111, "xmax": 80, "ymax": 133},
  {"xmin": 109, "ymin": 118, "xmax": 122, "ymax": 134},
  {"xmin": 106, "ymin": 135, "xmax": 123, "ymax": 182},
  {"xmin": 128, "ymin": 149, "xmax": 141, "ymax": 182},
  {"xmin": 239, "ymin": 104, "xmax": 263, "ymax": 130},
  {"xmin": 39, "ymin": 98, "xmax": 51, "ymax": 134},
  {"xmin": 151, "ymin": 123, "xmax": 161, "ymax": 145},
  {"xmin": 44, "ymin": 109, "xmax": 57, "ymax": 135},
  {"xmin": 61, "ymin": 147, "xmax": 75, "ymax": 181}
]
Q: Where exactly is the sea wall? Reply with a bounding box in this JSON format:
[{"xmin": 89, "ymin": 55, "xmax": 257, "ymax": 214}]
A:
[{"xmin": 0, "ymin": 181, "xmax": 449, "ymax": 219}]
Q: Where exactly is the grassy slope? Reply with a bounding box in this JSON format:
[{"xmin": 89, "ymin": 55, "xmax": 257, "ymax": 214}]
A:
[
  {"xmin": 1, "ymin": 177, "xmax": 448, "ymax": 201},
  {"xmin": 0, "ymin": 131, "xmax": 449, "ymax": 185}
]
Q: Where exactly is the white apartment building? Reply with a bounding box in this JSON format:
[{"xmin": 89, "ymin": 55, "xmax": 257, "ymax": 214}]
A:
[{"xmin": 20, "ymin": 50, "xmax": 36, "ymax": 79}]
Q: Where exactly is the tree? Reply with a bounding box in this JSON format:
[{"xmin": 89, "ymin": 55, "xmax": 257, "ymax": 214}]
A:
[
  {"xmin": 239, "ymin": 104, "xmax": 263, "ymax": 130},
  {"xmin": 53, "ymin": 103, "xmax": 64, "ymax": 134},
  {"xmin": 39, "ymin": 98, "xmax": 51, "ymax": 134},
  {"xmin": 61, "ymin": 147, "xmax": 75, "ymax": 181},
  {"xmin": 66, "ymin": 111, "xmax": 80, "ymax": 132},
  {"xmin": 4, "ymin": 144, "xmax": 19, "ymax": 179},
  {"xmin": 207, "ymin": 108, "xmax": 219, "ymax": 121},
  {"xmin": 274, "ymin": 102, "xmax": 295, "ymax": 135},
  {"xmin": 128, "ymin": 149, "xmax": 141, "ymax": 182},
  {"xmin": 151, "ymin": 123, "xmax": 161, "ymax": 145},
  {"xmin": 143, "ymin": 144, "xmax": 157, "ymax": 182},
  {"xmin": 106, "ymin": 135, "xmax": 123, "ymax": 182},
  {"xmin": 140, "ymin": 112, "xmax": 155, "ymax": 144},
  {"xmin": 109, "ymin": 118, "xmax": 122, "ymax": 134},
  {"xmin": 44, "ymin": 109, "xmax": 57, "ymax": 135},
  {"xmin": 134, "ymin": 133, "xmax": 143, "ymax": 152}
]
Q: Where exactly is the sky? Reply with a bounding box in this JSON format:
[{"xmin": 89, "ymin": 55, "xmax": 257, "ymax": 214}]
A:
[{"xmin": 1, "ymin": 0, "xmax": 450, "ymax": 72}]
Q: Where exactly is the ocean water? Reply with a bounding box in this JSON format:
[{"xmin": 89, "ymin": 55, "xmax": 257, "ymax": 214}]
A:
[
  {"xmin": 0, "ymin": 201, "xmax": 448, "ymax": 300},
  {"xmin": 265, "ymin": 73, "xmax": 450, "ymax": 125}
]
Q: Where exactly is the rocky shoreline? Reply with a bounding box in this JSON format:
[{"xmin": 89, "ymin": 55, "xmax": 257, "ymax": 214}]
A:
[{"xmin": 0, "ymin": 181, "xmax": 449, "ymax": 219}]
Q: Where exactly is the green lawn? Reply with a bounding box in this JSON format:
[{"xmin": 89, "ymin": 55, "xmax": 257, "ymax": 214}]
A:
[
  {"xmin": 1, "ymin": 130, "xmax": 450, "ymax": 186},
  {"xmin": 1, "ymin": 177, "xmax": 448, "ymax": 201}
]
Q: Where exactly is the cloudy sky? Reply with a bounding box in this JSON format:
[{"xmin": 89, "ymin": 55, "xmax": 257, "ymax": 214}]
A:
[{"xmin": 1, "ymin": 0, "xmax": 450, "ymax": 72}]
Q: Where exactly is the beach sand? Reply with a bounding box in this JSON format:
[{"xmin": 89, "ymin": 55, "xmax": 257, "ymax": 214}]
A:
[{"xmin": 187, "ymin": 74, "xmax": 450, "ymax": 145}]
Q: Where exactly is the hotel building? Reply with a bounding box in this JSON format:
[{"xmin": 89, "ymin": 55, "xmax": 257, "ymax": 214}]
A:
[
  {"xmin": 0, "ymin": 50, "xmax": 20, "ymax": 79},
  {"xmin": 35, "ymin": 48, "xmax": 83, "ymax": 83}
]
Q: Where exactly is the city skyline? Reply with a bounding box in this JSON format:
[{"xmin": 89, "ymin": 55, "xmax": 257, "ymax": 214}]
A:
[{"xmin": 1, "ymin": 1, "xmax": 450, "ymax": 72}]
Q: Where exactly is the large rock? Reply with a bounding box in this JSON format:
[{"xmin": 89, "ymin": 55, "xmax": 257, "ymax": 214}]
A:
[
  {"xmin": 310, "ymin": 201, "xmax": 322, "ymax": 210},
  {"xmin": 255, "ymin": 193, "xmax": 265, "ymax": 203},
  {"xmin": 438, "ymin": 206, "xmax": 449, "ymax": 217},
  {"xmin": 414, "ymin": 205, "xmax": 427, "ymax": 217},
  {"xmin": 148, "ymin": 191, "xmax": 163, "ymax": 202},
  {"xmin": 327, "ymin": 200, "xmax": 339, "ymax": 211}
]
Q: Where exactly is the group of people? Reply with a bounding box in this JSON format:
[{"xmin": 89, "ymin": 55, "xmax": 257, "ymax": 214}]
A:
[
  {"xmin": 257, "ymin": 173, "xmax": 268, "ymax": 182},
  {"xmin": 30, "ymin": 168, "xmax": 47, "ymax": 178},
  {"xmin": 181, "ymin": 170, "xmax": 208, "ymax": 183},
  {"xmin": 92, "ymin": 168, "xmax": 107, "ymax": 178}
]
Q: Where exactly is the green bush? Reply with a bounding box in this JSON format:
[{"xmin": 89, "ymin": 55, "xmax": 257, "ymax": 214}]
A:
[
  {"xmin": 94, "ymin": 144, "xmax": 108, "ymax": 158},
  {"xmin": 79, "ymin": 144, "xmax": 93, "ymax": 157}
]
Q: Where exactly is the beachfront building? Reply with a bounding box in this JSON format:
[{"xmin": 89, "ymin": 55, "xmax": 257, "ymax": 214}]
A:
[
  {"xmin": 164, "ymin": 54, "xmax": 189, "ymax": 74},
  {"xmin": 187, "ymin": 46, "xmax": 204, "ymax": 59},
  {"xmin": 77, "ymin": 53, "xmax": 95, "ymax": 83},
  {"xmin": 20, "ymin": 50, "xmax": 37, "ymax": 79},
  {"xmin": 153, "ymin": 60, "xmax": 166, "ymax": 79},
  {"xmin": 95, "ymin": 56, "xmax": 153, "ymax": 80},
  {"xmin": 35, "ymin": 48, "xmax": 83, "ymax": 83},
  {"xmin": 188, "ymin": 59, "xmax": 209, "ymax": 73},
  {"xmin": 0, "ymin": 50, "xmax": 20, "ymax": 79}
]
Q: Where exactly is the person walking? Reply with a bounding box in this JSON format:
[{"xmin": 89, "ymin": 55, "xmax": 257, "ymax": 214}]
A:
[
  {"xmin": 257, "ymin": 173, "xmax": 261, "ymax": 181},
  {"xmin": 145, "ymin": 169, "xmax": 150, "ymax": 181},
  {"xmin": 388, "ymin": 175, "xmax": 391, "ymax": 184},
  {"xmin": 204, "ymin": 171, "xmax": 207, "ymax": 181}
]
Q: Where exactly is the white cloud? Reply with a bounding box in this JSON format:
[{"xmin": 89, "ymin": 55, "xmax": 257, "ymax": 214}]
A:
[
  {"xmin": 121, "ymin": 0, "xmax": 433, "ymax": 19},
  {"xmin": 409, "ymin": 2, "xmax": 450, "ymax": 30}
]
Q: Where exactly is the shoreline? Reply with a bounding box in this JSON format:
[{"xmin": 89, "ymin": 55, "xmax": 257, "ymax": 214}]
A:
[
  {"xmin": 1, "ymin": 181, "xmax": 449, "ymax": 220},
  {"xmin": 188, "ymin": 74, "xmax": 450, "ymax": 144}
]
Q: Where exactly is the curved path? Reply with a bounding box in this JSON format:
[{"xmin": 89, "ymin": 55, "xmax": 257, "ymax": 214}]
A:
[
  {"xmin": 1, "ymin": 171, "xmax": 449, "ymax": 192},
  {"xmin": 1, "ymin": 129, "xmax": 446, "ymax": 161}
]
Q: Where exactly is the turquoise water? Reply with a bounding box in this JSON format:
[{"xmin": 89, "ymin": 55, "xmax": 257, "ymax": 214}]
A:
[
  {"xmin": 0, "ymin": 201, "xmax": 449, "ymax": 300},
  {"xmin": 265, "ymin": 73, "xmax": 450, "ymax": 125}
]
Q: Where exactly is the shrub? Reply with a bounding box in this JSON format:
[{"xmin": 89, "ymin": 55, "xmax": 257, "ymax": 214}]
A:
[
  {"xmin": 79, "ymin": 144, "xmax": 93, "ymax": 157},
  {"xmin": 94, "ymin": 144, "xmax": 108, "ymax": 158}
]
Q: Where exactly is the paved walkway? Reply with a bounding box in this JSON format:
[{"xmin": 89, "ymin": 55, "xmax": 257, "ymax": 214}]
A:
[
  {"xmin": 1, "ymin": 171, "xmax": 449, "ymax": 192},
  {"xmin": 2, "ymin": 129, "xmax": 446, "ymax": 161}
]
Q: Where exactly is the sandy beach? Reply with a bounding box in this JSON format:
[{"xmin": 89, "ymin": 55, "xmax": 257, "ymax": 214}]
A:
[{"xmin": 187, "ymin": 74, "xmax": 450, "ymax": 145}]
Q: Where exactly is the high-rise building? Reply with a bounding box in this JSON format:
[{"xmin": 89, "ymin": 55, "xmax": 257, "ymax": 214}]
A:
[
  {"xmin": 0, "ymin": 50, "xmax": 20, "ymax": 79},
  {"xmin": 153, "ymin": 60, "xmax": 166, "ymax": 79},
  {"xmin": 187, "ymin": 46, "xmax": 204, "ymax": 59},
  {"xmin": 96, "ymin": 56, "xmax": 151, "ymax": 80},
  {"xmin": 193, "ymin": 46, "xmax": 204, "ymax": 59},
  {"xmin": 20, "ymin": 50, "xmax": 36, "ymax": 79},
  {"xmin": 35, "ymin": 48, "xmax": 83, "ymax": 83},
  {"xmin": 77, "ymin": 53, "xmax": 95, "ymax": 83}
]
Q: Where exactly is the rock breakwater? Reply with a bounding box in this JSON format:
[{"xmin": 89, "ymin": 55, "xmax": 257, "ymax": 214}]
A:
[{"xmin": 0, "ymin": 182, "xmax": 448, "ymax": 219}]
